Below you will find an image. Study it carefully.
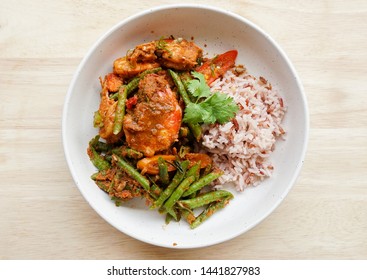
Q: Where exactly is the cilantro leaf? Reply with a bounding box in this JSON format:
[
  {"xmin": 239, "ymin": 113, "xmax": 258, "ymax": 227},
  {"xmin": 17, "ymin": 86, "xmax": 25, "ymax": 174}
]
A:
[
  {"xmin": 183, "ymin": 103, "xmax": 214, "ymax": 124},
  {"xmin": 183, "ymin": 71, "xmax": 239, "ymax": 125},
  {"xmin": 187, "ymin": 72, "xmax": 211, "ymax": 99},
  {"xmin": 204, "ymin": 92, "xmax": 239, "ymax": 124}
]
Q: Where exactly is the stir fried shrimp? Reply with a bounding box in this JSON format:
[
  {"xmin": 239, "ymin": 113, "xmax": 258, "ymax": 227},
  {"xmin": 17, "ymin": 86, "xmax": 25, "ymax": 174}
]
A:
[
  {"xmin": 127, "ymin": 41, "xmax": 157, "ymax": 64},
  {"xmin": 155, "ymin": 39, "xmax": 203, "ymax": 70},
  {"xmin": 95, "ymin": 74, "xmax": 123, "ymax": 143},
  {"xmin": 123, "ymin": 72, "xmax": 182, "ymax": 157},
  {"xmin": 113, "ymin": 38, "xmax": 202, "ymax": 79},
  {"xmin": 113, "ymin": 56, "xmax": 160, "ymax": 79},
  {"xmin": 105, "ymin": 73, "xmax": 123, "ymax": 92}
]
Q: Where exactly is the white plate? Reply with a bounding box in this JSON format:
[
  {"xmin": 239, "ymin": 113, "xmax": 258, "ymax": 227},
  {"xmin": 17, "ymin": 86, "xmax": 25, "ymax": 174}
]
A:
[{"xmin": 62, "ymin": 4, "xmax": 308, "ymax": 248}]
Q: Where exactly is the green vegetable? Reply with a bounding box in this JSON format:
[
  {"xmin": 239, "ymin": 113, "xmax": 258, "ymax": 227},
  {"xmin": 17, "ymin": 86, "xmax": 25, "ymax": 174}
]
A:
[
  {"xmin": 179, "ymin": 206, "xmax": 196, "ymax": 225},
  {"xmin": 151, "ymin": 160, "xmax": 190, "ymax": 209},
  {"xmin": 147, "ymin": 177, "xmax": 162, "ymax": 200},
  {"xmin": 186, "ymin": 71, "xmax": 212, "ymax": 99},
  {"xmin": 190, "ymin": 198, "xmax": 232, "ymax": 229},
  {"xmin": 88, "ymin": 145, "xmax": 110, "ymax": 171},
  {"xmin": 112, "ymin": 154, "xmax": 150, "ymax": 192},
  {"xmin": 179, "ymin": 189, "xmax": 233, "ymax": 209},
  {"xmin": 162, "ymin": 175, "xmax": 196, "ymax": 220},
  {"xmin": 185, "ymin": 161, "xmax": 201, "ymax": 181},
  {"xmin": 93, "ymin": 110, "xmax": 103, "ymax": 128},
  {"xmin": 112, "ymin": 85, "xmax": 128, "ymax": 135},
  {"xmin": 183, "ymin": 71, "xmax": 239, "ymax": 125},
  {"xmin": 165, "ymin": 212, "xmax": 174, "ymax": 225},
  {"xmin": 89, "ymin": 135, "xmax": 112, "ymax": 153},
  {"xmin": 112, "ymin": 146, "xmax": 144, "ymax": 159},
  {"xmin": 158, "ymin": 157, "xmax": 170, "ymax": 185},
  {"xmin": 182, "ymin": 171, "xmax": 223, "ymax": 197}
]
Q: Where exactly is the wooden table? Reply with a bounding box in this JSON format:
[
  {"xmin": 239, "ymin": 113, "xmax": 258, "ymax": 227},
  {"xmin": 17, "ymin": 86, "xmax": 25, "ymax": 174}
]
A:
[{"xmin": 1, "ymin": 0, "xmax": 366, "ymax": 260}]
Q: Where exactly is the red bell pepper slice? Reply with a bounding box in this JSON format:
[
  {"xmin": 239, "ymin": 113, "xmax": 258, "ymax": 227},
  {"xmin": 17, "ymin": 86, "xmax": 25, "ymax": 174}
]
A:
[
  {"xmin": 126, "ymin": 95, "xmax": 138, "ymax": 109},
  {"xmin": 196, "ymin": 50, "xmax": 238, "ymax": 85}
]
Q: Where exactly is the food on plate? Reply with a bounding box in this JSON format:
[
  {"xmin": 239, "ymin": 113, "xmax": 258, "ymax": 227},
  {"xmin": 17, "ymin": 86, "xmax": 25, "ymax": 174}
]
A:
[{"xmin": 87, "ymin": 37, "xmax": 286, "ymax": 228}]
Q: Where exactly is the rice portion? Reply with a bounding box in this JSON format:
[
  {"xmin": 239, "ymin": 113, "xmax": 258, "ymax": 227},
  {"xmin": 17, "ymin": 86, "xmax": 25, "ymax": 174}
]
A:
[{"xmin": 202, "ymin": 68, "xmax": 286, "ymax": 191}]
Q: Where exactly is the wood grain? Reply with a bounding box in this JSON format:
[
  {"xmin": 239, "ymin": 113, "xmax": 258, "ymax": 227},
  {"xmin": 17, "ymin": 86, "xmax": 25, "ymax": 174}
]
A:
[{"xmin": 1, "ymin": 0, "xmax": 366, "ymax": 259}]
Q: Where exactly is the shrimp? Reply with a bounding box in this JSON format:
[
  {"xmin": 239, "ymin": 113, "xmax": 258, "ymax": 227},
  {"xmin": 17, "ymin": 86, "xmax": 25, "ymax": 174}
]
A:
[
  {"xmin": 127, "ymin": 41, "xmax": 157, "ymax": 64},
  {"xmin": 96, "ymin": 75, "xmax": 123, "ymax": 143},
  {"xmin": 112, "ymin": 38, "xmax": 202, "ymax": 79},
  {"xmin": 113, "ymin": 56, "xmax": 160, "ymax": 79},
  {"xmin": 123, "ymin": 72, "xmax": 182, "ymax": 157},
  {"xmin": 155, "ymin": 38, "xmax": 203, "ymax": 70}
]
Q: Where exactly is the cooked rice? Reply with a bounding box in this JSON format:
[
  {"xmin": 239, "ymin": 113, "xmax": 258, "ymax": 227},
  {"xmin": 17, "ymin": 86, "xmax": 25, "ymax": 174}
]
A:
[{"xmin": 202, "ymin": 67, "xmax": 286, "ymax": 191}]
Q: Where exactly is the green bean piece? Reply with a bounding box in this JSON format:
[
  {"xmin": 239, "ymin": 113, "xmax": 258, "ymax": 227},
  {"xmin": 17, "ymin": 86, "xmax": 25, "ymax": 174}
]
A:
[
  {"xmin": 166, "ymin": 208, "xmax": 178, "ymax": 221},
  {"xmin": 112, "ymin": 154, "xmax": 150, "ymax": 192},
  {"xmin": 112, "ymin": 85, "xmax": 128, "ymax": 135},
  {"xmin": 89, "ymin": 135, "xmax": 112, "ymax": 153},
  {"xmin": 90, "ymin": 170, "xmax": 109, "ymax": 181},
  {"xmin": 90, "ymin": 172, "xmax": 99, "ymax": 181},
  {"xmin": 179, "ymin": 207, "xmax": 196, "ymax": 225},
  {"xmin": 182, "ymin": 171, "xmax": 223, "ymax": 197},
  {"xmin": 178, "ymin": 145, "xmax": 191, "ymax": 157},
  {"xmin": 179, "ymin": 71, "xmax": 194, "ymax": 92},
  {"xmin": 185, "ymin": 161, "xmax": 201, "ymax": 181},
  {"xmin": 93, "ymin": 110, "xmax": 103, "ymax": 128},
  {"xmin": 151, "ymin": 160, "xmax": 190, "ymax": 209},
  {"xmin": 88, "ymin": 145, "xmax": 110, "ymax": 171},
  {"xmin": 165, "ymin": 212, "xmax": 174, "ymax": 225},
  {"xmin": 190, "ymin": 197, "xmax": 232, "ymax": 229},
  {"xmin": 147, "ymin": 176, "xmax": 162, "ymax": 200},
  {"xmin": 112, "ymin": 146, "xmax": 143, "ymax": 159},
  {"xmin": 95, "ymin": 180, "xmax": 110, "ymax": 193},
  {"xmin": 168, "ymin": 69, "xmax": 192, "ymax": 105},
  {"xmin": 202, "ymin": 163, "xmax": 213, "ymax": 176},
  {"xmin": 109, "ymin": 88, "xmax": 122, "ymax": 100},
  {"xmin": 168, "ymin": 69, "xmax": 202, "ymax": 141},
  {"xmin": 187, "ymin": 190, "xmax": 199, "ymax": 199},
  {"xmin": 158, "ymin": 157, "xmax": 170, "ymax": 185},
  {"xmin": 187, "ymin": 118, "xmax": 202, "ymax": 140},
  {"xmin": 162, "ymin": 175, "xmax": 196, "ymax": 216},
  {"xmin": 179, "ymin": 190, "xmax": 233, "ymax": 209},
  {"xmin": 93, "ymin": 141, "xmax": 111, "ymax": 153}
]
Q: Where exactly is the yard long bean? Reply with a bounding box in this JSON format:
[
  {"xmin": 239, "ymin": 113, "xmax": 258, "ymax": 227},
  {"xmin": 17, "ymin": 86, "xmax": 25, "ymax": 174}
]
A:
[
  {"xmin": 158, "ymin": 157, "xmax": 170, "ymax": 185},
  {"xmin": 112, "ymin": 85, "xmax": 128, "ymax": 135},
  {"xmin": 88, "ymin": 145, "xmax": 110, "ymax": 171},
  {"xmin": 168, "ymin": 69, "xmax": 202, "ymax": 140},
  {"xmin": 112, "ymin": 154, "xmax": 150, "ymax": 192},
  {"xmin": 162, "ymin": 175, "xmax": 196, "ymax": 219},
  {"xmin": 89, "ymin": 135, "xmax": 112, "ymax": 153},
  {"xmin": 182, "ymin": 171, "xmax": 223, "ymax": 197},
  {"xmin": 112, "ymin": 146, "xmax": 143, "ymax": 159},
  {"xmin": 185, "ymin": 161, "xmax": 201, "ymax": 181},
  {"xmin": 190, "ymin": 197, "xmax": 232, "ymax": 229},
  {"xmin": 179, "ymin": 190, "xmax": 233, "ymax": 209},
  {"xmin": 151, "ymin": 160, "xmax": 190, "ymax": 209}
]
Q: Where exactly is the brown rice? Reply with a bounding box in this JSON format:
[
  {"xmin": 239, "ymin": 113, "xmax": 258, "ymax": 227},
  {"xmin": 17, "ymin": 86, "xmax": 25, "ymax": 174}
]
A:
[{"xmin": 202, "ymin": 67, "xmax": 286, "ymax": 191}]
